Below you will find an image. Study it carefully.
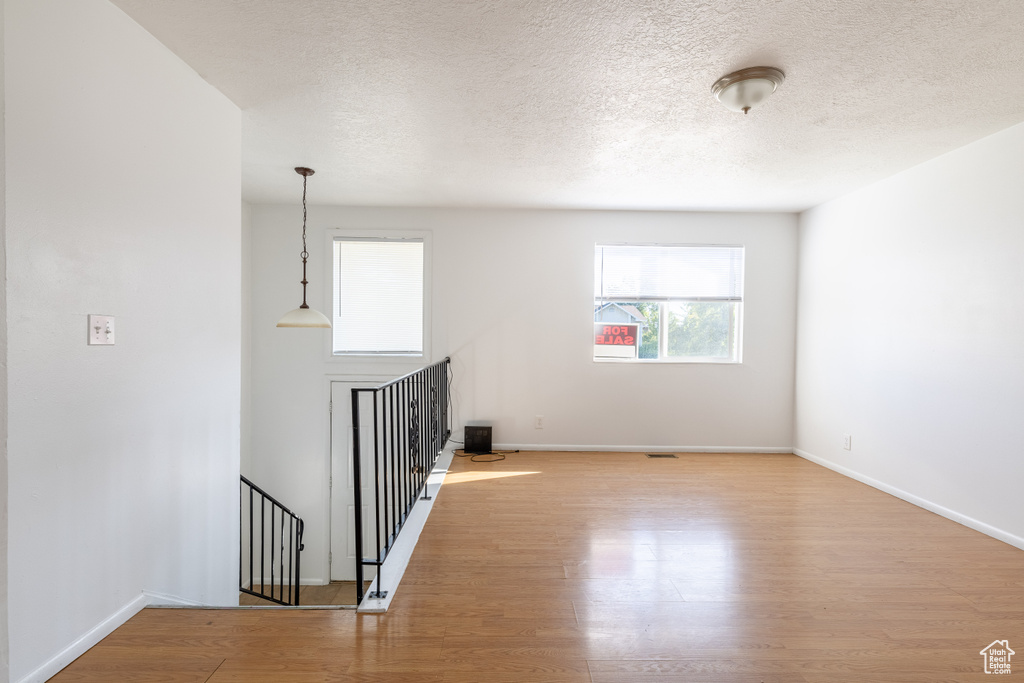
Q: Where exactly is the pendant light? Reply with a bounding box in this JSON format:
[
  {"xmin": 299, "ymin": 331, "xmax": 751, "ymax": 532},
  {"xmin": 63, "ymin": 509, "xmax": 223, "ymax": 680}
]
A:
[
  {"xmin": 277, "ymin": 167, "xmax": 332, "ymax": 328},
  {"xmin": 712, "ymin": 66, "xmax": 785, "ymax": 114}
]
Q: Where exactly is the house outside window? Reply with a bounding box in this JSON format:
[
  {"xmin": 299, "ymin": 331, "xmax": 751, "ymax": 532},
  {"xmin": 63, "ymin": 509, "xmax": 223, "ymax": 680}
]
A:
[{"xmin": 594, "ymin": 244, "xmax": 744, "ymax": 363}]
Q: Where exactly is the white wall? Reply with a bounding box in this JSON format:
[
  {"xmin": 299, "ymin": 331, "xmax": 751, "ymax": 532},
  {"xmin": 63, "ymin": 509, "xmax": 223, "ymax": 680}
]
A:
[
  {"xmin": 5, "ymin": 1, "xmax": 241, "ymax": 680},
  {"xmin": 0, "ymin": 2, "xmax": 9, "ymax": 680},
  {"xmin": 795, "ymin": 121, "xmax": 1024, "ymax": 547},
  {"xmin": 250, "ymin": 205, "xmax": 798, "ymax": 582},
  {"xmin": 241, "ymin": 200, "xmax": 253, "ymax": 476}
]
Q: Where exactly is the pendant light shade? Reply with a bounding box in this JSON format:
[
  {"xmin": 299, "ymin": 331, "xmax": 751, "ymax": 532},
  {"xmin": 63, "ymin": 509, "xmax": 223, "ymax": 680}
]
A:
[
  {"xmin": 277, "ymin": 167, "xmax": 332, "ymax": 328},
  {"xmin": 712, "ymin": 66, "xmax": 785, "ymax": 114},
  {"xmin": 277, "ymin": 306, "xmax": 332, "ymax": 328}
]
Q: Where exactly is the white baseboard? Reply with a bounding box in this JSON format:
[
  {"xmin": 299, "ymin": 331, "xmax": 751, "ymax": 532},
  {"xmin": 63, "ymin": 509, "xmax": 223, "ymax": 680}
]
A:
[
  {"xmin": 142, "ymin": 590, "xmax": 207, "ymax": 607},
  {"xmin": 493, "ymin": 443, "xmax": 792, "ymax": 454},
  {"xmin": 17, "ymin": 593, "xmax": 149, "ymax": 683},
  {"xmin": 16, "ymin": 590, "xmax": 214, "ymax": 682},
  {"xmin": 794, "ymin": 448, "xmax": 1024, "ymax": 551}
]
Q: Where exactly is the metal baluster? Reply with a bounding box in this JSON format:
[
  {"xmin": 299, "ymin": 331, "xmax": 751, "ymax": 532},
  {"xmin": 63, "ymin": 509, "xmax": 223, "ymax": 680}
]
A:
[
  {"xmin": 270, "ymin": 504, "xmax": 276, "ymax": 600},
  {"xmin": 260, "ymin": 494, "xmax": 266, "ymax": 597},
  {"xmin": 408, "ymin": 376, "xmax": 414, "ymax": 516},
  {"xmin": 430, "ymin": 364, "xmax": 436, "ymax": 462},
  {"xmin": 409, "ymin": 375, "xmax": 416, "ymax": 501},
  {"xmin": 295, "ymin": 518, "xmax": 303, "ymax": 606},
  {"xmin": 389, "ymin": 384, "xmax": 397, "ymax": 559},
  {"xmin": 420, "ymin": 371, "xmax": 431, "ymax": 500},
  {"xmin": 248, "ymin": 484, "xmax": 254, "ymax": 596},
  {"xmin": 372, "ymin": 388, "xmax": 385, "ymax": 598},
  {"xmin": 437, "ymin": 364, "xmax": 442, "ymax": 455},
  {"xmin": 391, "ymin": 382, "xmax": 397, "ymax": 539},
  {"xmin": 444, "ymin": 361, "xmax": 449, "ymax": 441},
  {"xmin": 379, "ymin": 391, "xmax": 389, "ymax": 559},
  {"xmin": 286, "ymin": 516, "xmax": 292, "ymax": 605},
  {"xmin": 239, "ymin": 482, "xmax": 243, "ymax": 594},
  {"xmin": 279, "ymin": 514, "xmax": 285, "ymax": 603},
  {"xmin": 400, "ymin": 378, "xmax": 408, "ymax": 519},
  {"xmin": 353, "ymin": 387, "xmax": 365, "ymax": 603}
]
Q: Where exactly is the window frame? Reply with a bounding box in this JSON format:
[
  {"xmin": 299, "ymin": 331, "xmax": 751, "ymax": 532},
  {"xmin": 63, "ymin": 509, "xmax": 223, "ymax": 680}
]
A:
[
  {"xmin": 593, "ymin": 243, "xmax": 744, "ymax": 365},
  {"xmin": 324, "ymin": 229, "xmax": 431, "ymax": 369}
]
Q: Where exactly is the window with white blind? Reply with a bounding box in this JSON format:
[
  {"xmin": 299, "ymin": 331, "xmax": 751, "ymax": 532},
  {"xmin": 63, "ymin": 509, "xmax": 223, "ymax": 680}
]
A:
[
  {"xmin": 594, "ymin": 244, "xmax": 744, "ymax": 363},
  {"xmin": 333, "ymin": 237, "xmax": 424, "ymax": 355}
]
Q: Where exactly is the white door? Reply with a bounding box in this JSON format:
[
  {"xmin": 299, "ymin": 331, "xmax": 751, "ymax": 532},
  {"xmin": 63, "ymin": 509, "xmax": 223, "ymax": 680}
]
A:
[{"xmin": 330, "ymin": 381, "xmax": 380, "ymax": 582}]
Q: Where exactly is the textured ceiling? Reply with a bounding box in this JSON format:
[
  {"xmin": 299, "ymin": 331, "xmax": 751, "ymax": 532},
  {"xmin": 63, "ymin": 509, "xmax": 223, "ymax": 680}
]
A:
[{"xmin": 111, "ymin": 0, "xmax": 1024, "ymax": 211}]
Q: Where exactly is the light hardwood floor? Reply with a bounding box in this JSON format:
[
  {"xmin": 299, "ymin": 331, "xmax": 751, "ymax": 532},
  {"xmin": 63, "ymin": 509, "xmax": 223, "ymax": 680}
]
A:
[{"xmin": 53, "ymin": 452, "xmax": 1023, "ymax": 681}]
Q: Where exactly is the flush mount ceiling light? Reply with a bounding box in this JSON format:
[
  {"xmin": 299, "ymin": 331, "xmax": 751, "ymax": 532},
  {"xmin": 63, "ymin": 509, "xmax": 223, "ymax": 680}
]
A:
[
  {"xmin": 712, "ymin": 66, "xmax": 785, "ymax": 114},
  {"xmin": 277, "ymin": 167, "xmax": 332, "ymax": 328}
]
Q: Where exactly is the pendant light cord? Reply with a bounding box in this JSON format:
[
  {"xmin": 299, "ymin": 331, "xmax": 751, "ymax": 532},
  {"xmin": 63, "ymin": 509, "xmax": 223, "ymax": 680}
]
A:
[
  {"xmin": 299, "ymin": 172, "xmax": 310, "ymax": 309},
  {"xmin": 301, "ymin": 173, "xmax": 309, "ymax": 262},
  {"xmin": 276, "ymin": 166, "xmax": 329, "ymax": 328}
]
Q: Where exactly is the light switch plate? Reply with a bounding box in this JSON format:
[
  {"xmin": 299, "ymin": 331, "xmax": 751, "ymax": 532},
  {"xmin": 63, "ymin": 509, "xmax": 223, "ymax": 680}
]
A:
[{"xmin": 88, "ymin": 315, "xmax": 115, "ymax": 345}]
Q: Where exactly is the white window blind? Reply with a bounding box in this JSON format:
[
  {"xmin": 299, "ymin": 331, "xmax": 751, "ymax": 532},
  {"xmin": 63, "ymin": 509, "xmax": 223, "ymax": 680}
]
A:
[
  {"xmin": 594, "ymin": 244, "xmax": 744, "ymax": 302},
  {"xmin": 334, "ymin": 238, "xmax": 423, "ymax": 354}
]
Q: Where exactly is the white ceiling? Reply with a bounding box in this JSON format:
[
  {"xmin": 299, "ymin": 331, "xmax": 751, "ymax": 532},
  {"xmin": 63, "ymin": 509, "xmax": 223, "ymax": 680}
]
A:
[{"xmin": 111, "ymin": 0, "xmax": 1024, "ymax": 211}]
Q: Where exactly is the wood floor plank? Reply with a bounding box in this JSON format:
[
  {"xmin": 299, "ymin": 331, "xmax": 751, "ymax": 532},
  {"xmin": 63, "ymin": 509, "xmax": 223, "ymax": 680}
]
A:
[
  {"xmin": 52, "ymin": 654, "xmax": 225, "ymax": 683},
  {"xmin": 51, "ymin": 451, "xmax": 1024, "ymax": 681}
]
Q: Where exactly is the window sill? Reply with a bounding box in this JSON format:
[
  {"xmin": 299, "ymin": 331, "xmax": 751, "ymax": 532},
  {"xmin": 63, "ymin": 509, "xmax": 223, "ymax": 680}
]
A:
[
  {"xmin": 593, "ymin": 357, "xmax": 742, "ymax": 365},
  {"xmin": 332, "ymin": 353, "xmax": 424, "ymax": 358}
]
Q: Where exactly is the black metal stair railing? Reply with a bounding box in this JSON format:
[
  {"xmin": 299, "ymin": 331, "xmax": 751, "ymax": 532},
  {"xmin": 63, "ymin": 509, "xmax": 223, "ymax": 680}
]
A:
[
  {"xmin": 239, "ymin": 476, "xmax": 304, "ymax": 606},
  {"xmin": 352, "ymin": 357, "xmax": 451, "ymax": 602}
]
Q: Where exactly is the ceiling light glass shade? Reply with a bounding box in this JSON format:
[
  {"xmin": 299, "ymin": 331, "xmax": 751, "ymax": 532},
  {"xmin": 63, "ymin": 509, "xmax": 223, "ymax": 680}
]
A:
[
  {"xmin": 712, "ymin": 67, "xmax": 785, "ymax": 114},
  {"xmin": 277, "ymin": 306, "xmax": 332, "ymax": 328}
]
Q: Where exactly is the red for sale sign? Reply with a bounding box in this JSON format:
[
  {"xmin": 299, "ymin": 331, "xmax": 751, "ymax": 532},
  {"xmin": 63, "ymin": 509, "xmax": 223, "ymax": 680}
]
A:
[{"xmin": 594, "ymin": 323, "xmax": 638, "ymax": 346}]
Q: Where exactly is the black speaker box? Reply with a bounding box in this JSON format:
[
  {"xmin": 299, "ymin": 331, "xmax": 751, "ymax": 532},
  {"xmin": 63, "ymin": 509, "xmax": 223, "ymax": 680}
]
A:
[{"xmin": 464, "ymin": 426, "xmax": 492, "ymax": 454}]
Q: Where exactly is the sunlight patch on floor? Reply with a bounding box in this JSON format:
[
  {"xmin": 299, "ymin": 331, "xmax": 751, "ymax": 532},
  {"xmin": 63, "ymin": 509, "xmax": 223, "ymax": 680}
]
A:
[{"xmin": 442, "ymin": 470, "xmax": 540, "ymax": 485}]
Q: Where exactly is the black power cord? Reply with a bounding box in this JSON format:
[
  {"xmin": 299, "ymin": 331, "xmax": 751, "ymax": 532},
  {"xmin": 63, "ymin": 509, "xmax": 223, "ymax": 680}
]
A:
[
  {"xmin": 453, "ymin": 448, "xmax": 519, "ymax": 463},
  {"xmin": 446, "ymin": 362, "xmax": 518, "ymax": 462}
]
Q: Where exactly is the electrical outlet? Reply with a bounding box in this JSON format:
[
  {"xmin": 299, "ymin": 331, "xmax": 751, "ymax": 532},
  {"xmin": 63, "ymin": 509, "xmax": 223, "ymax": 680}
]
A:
[
  {"xmin": 534, "ymin": 415, "xmax": 544, "ymax": 429},
  {"xmin": 843, "ymin": 434, "xmax": 852, "ymax": 451}
]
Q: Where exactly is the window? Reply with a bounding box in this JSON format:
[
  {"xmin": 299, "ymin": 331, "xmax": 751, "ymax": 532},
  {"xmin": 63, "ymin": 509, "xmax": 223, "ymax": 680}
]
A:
[
  {"xmin": 333, "ymin": 237, "xmax": 424, "ymax": 355},
  {"xmin": 594, "ymin": 244, "xmax": 744, "ymax": 363}
]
